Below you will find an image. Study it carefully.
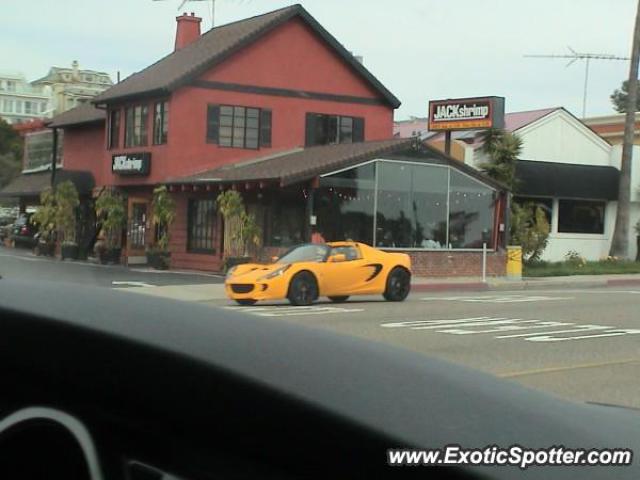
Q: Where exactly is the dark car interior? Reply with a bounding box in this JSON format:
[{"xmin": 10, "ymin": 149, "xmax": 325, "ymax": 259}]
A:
[{"xmin": 0, "ymin": 279, "xmax": 638, "ymax": 479}]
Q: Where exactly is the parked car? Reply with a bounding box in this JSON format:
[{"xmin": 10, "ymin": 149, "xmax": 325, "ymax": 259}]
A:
[
  {"xmin": 225, "ymin": 241, "xmax": 412, "ymax": 306},
  {"xmin": 10, "ymin": 213, "xmax": 38, "ymax": 249}
]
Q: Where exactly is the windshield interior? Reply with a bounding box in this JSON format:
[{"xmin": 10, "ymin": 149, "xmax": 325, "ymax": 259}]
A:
[{"xmin": 276, "ymin": 244, "xmax": 329, "ymax": 264}]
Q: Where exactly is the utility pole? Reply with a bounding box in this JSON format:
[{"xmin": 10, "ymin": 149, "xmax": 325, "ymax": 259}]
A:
[
  {"xmin": 524, "ymin": 48, "xmax": 629, "ymax": 118},
  {"xmin": 610, "ymin": 0, "xmax": 640, "ymax": 258}
]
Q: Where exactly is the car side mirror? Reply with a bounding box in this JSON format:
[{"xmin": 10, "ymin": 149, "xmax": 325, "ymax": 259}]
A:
[
  {"xmin": 271, "ymin": 256, "xmax": 279, "ymax": 262},
  {"xmin": 328, "ymin": 253, "xmax": 347, "ymax": 263}
]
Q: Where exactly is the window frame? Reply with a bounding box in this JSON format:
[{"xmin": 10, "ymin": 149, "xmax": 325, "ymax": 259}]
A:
[
  {"xmin": 124, "ymin": 104, "xmax": 149, "ymax": 148},
  {"xmin": 108, "ymin": 109, "xmax": 121, "ymax": 150},
  {"xmin": 187, "ymin": 198, "xmax": 217, "ymax": 254},
  {"xmin": 152, "ymin": 100, "xmax": 169, "ymax": 145},
  {"xmin": 207, "ymin": 104, "xmax": 271, "ymax": 149},
  {"xmin": 557, "ymin": 198, "xmax": 606, "ymax": 235},
  {"xmin": 305, "ymin": 112, "xmax": 365, "ymax": 146}
]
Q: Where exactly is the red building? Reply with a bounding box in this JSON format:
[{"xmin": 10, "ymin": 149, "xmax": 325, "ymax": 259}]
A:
[{"xmin": 2, "ymin": 4, "xmax": 508, "ymax": 276}]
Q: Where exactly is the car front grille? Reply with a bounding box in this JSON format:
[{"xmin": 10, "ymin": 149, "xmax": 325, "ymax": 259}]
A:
[{"xmin": 231, "ymin": 284, "xmax": 254, "ymax": 294}]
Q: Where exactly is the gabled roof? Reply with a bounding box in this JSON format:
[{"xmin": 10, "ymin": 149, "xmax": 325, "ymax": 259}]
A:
[
  {"xmin": 93, "ymin": 4, "xmax": 400, "ymax": 108},
  {"xmin": 47, "ymin": 103, "xmax": 105, "ymax": 128}
]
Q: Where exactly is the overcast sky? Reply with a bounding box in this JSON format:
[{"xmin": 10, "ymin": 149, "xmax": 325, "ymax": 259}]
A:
[{"xmin": 2, "ymin": 0, "xmax": 636, "ymax": 120}]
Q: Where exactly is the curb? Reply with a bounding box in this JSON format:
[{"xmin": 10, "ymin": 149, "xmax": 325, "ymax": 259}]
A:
[
  {"xmin": 409, "ymin": 277, "xmax": 640, "ymax": 293},
  {"xmin": 411, "ymin": 282, "xmax": 489, "ymax": 293}
]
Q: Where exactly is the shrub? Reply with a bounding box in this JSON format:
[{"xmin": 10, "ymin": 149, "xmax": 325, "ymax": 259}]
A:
[{"xmin": 150, "ymin": 186, "xmax": 176, "ymax": 252}]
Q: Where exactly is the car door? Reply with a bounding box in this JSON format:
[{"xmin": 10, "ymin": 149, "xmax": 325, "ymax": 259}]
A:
[{"xmin": 321, "ymin": 245, "xmax": 374, "ymax": 296}]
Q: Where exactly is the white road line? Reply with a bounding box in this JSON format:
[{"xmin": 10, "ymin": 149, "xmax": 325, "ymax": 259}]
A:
[
  {"xmin": 421, "ymin": 295, "xmax": 574, "ymax": 303},
  {"xmin": 225, "ymin": 305, "xmax": 364, "ymax": 317},
  {"xmin": 111, "ymin": 281, "xmax": 156, "ymax": 288}
]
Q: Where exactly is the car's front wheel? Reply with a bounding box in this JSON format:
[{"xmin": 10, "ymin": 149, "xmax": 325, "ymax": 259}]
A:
[
  {"xmin": 288, "ymin": 272, "xmax": 318, "ymax": 306},
  {"xmin": 235, "ymin": 299, "xmax": 257, "ymax": 306},
  {"xmin": 383, "ymin": 267, "xmax": 411, "ymax": 302},
  {"xmin": 328, "ymin": 296, "xmax": 349, "ymax": 303}
]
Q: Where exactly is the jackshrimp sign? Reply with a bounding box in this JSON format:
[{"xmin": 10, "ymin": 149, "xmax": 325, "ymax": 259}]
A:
[{"xmin": 428, "ymin": 96, "xmax": 505, "ymax": 131}]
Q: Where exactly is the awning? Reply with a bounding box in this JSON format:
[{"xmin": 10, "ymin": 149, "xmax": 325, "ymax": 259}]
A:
[
  {"xmin": 0, "ymin": 169, "xmax": 96, "ymax": 198},
  {"xmin": 515, "ymin": 160, "xmax": 619, "ymax": 200}
]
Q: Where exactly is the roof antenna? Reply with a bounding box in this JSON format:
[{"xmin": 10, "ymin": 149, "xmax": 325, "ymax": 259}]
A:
[{"xmin": 524, "ymin": 47, "xmax": 629, "ymax": 118}]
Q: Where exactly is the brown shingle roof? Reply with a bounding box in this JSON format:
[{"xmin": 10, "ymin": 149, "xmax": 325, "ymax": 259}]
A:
[
  {"xmin": 92, "ymin": 4, "xmax": 400, "ymax": 108},
  {"xmin": 168, "ymin": 139, "xmax": 412, "ymax": 186},
  {"xmin": 0, "ymin": 169, "xmax": 95, "ymax": 197},
  {"xmin": 48, "ymin": 103, "xmax": 105, "ymax": 128}
]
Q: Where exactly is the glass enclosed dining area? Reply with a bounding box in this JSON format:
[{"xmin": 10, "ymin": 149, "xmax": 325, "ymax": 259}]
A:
[{"xmin": 313, "ymin": 159, "xmax": 498, "ymax": 250}]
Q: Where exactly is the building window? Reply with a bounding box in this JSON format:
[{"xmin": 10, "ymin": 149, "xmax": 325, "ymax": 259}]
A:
[
  {"xmin": 305, "ymin": 113, "xmax": 364, "ymax": 146},
  {"xmin": 24, "ymin": 101, "xmax": 34, "ymax": 115},
  {"xmin": 206, "ymin": 104, "xmax": 271, "ymax": 149},
  {"xmin": 40, "ymin": 102, "xmax": 47, "ymax": 113},
  {"xmin": 153, "ymin": 101, "xmax": 169, "ymax": 145},
  {"xmin": 125, "ymin": 104, "xmax": 148, "ymax": 147},
  {"xmin": 558, "ymin": 199, "xmax": 605, "ymax": 234},
  {"xmin": 15, "ymin": 101, "xmax": 22, "ymax": 113},
  {"xmin": 108, "ymin": 109, "xmax": 120, "ymax": 149},
  {"xmin": 187, "ymin": 199, "xmax": 217, "ymax": 253},
  {"xmin": 3, "ymin": 99, "xmax": 14, "ymax": 113},
  {"xmin": 262, "ymin": 189, "xmax": 306, "ymax": 247},
  {"xmin": 6, "ymin": 81, "xmax": 16, "ymax": 92}
]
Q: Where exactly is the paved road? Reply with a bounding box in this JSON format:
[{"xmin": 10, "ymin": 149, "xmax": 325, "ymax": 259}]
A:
[
  {"xmin": 206, "ymin": 290, "xmax": 640, "ymax": 409},
  {"xmin": 0, "ymin": 245, "xmax": 224, "ymax": 287}
]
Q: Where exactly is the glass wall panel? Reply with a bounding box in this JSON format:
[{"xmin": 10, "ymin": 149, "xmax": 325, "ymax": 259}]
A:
[
  {"xmin": 314, "ymin": 163, "xmax": 375, "ymax": 244},
  {"xmin": 376, "ymin": 162, "xmax": 448, "ymax": 248},
  {"xmin": 448, "ymin": 170, "xmax": 495, "ymax": 248}
]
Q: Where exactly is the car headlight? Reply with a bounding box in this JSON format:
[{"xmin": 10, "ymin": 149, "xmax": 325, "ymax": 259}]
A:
[
  {"xmin": 259, "ymin": 264, "xmax": 290, "ymax": 281},
  {"xmin": 226, "ymin": 266, "xmax": 238, "ymax": 279}
]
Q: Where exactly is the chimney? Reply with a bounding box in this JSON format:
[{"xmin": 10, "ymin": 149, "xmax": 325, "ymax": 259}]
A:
[{"xmin": 175, "ymin": 12, "xmax": 202, "ymax": 51}]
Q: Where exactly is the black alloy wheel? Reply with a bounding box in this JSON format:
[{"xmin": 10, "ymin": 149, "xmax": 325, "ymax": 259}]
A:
[
  {"xmin": 288, "ymin": 272, "xmax": 318, "ymax": 306},
  {"xmin": 383, "ymin": 267, "xmax": 411, "ymax": 302}
]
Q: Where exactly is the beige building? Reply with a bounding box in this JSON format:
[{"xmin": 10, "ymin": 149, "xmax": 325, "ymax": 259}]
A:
[
  {"xmin": 0, "ymin": 72, "xmax": 51, "ymax": 124},
  {"xmin": 31, "ymin": 60, "xmax": 113, "ymax": 115}
]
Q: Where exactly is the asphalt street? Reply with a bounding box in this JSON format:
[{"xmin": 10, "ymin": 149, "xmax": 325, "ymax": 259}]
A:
[
  {"xmin": 207, "ymin": 290, "xmax": 640, "ymax": 410},
  {"xmin": 2, "ymin": 244, "xmax": 638, "ymax": 411},
  {"xmin": 0, "ymin": 245, "xmax": 224, "ymax": 287}
]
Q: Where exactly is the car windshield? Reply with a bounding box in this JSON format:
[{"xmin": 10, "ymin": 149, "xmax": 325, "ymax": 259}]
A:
[{"xmin": 275, "ymin": 244, "xmax": 329, "ymax": 264}]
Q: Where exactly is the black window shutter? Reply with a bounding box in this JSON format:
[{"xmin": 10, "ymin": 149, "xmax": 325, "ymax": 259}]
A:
[
  {"xmin": 353, "ymin": 117, "xmax": 365, "ymax": 142},
  {"xmin": 260, "ymin": 109, "xmax": 272, "ymax": 147},
  {"xmin": 305, "ymin": 113, "xmax": 317, "ymax": 147},
  {"xmin": 207, "ymin": 105, "xmax": 220, "ymax": 143}
]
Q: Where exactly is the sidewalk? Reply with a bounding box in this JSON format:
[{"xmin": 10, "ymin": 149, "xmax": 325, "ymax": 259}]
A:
[{"xmin": 119, "ymin": 273, "xmax": 640, "ymax": 303}]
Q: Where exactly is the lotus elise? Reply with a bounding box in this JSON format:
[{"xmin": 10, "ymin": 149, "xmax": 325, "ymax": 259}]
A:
[{"xmin": 225, "ymin": 242, "xmax": 411, "ymax": 306}]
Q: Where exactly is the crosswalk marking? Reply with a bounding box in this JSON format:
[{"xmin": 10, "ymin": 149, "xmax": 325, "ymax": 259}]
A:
[
  {"xmin": 381, "ymin": 317, "xmax": 640, "ymax": 343},
  {"xmin": 225, "ymin": 305, "xmax": 364, "ymax": 317}
]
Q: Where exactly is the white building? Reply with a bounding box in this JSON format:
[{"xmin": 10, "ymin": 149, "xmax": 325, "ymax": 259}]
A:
[
  {"xmin": 396, "ymin": 107, "xmax": 638, "ymax": 261},
  {"xmin": 0, "ymin": 72, "xmax": 51, "ymax": 124}
]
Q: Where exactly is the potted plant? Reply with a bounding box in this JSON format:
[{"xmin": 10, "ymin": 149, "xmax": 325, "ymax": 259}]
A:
[
  {"xmin": 56, "ymin": 181, "xmax": 80, "ymax": 260},
  {"xmin": 146, "ymin": 186, "xmax": 176, "ymax": 270},
  {"xmin": 31, "ymin": 188, "xmax": 57, "ymax": 257},
  {"xmin": 94, "ymin": 189, "xmax": 126, "ymax": 264},
  {"xmin": 216, "ymin": 190, "xmax": 261, "ymax": 272}
]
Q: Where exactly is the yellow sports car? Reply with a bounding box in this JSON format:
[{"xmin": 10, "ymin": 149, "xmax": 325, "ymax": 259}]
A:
[{"xmin": 225, "ymin": 242, "xmax": 411, "ymax": 306}]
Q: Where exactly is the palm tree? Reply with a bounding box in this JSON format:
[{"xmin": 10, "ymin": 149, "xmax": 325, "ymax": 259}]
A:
[{"xmin": 610, "ymin": 0, "xmax": 640, "ymax": 258}]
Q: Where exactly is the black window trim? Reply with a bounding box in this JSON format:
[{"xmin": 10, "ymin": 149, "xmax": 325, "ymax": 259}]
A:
[
  {"xmin": 305, "ymin": 112, "xmax": 365, "ymax": 147},
  {"xmin": 207, "ymin": 103, "xmax": 270, "ymax": 150},
  {"xmin": 556, "ymin": 197, "xmax": 607, "ymax": 235},
  {"xmin": 107, "ymin": 108, "xmax": 120, "ymax": 150}
]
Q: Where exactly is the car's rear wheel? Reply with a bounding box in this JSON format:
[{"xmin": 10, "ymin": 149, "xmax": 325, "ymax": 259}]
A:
[
  {"xmin": 288, "ymin": 272, "xmax": 318, "ymax": 306},
  {"xmin": 235, "ymin": 299, "xmax": 257, "ymax": 306},
  {"xmin": 328, "ymin": 296, "xmax": 349, "ymax": 303},
  {"xmin": 383, "ymin": 267, "xmax": 411, "ymax": 302}
]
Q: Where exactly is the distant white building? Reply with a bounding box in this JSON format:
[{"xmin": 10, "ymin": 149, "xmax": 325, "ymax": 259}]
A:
[
  {"xmin": 0, "ymin": 61, "xmax": 113, "ymax": 125},
  {"xmin": 31, "ymin": 61, "xmax": 113, "ymax": 115},
  {"xmin": 0, "ymin": 72, "xmax": 51, "ymax": 124}
]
